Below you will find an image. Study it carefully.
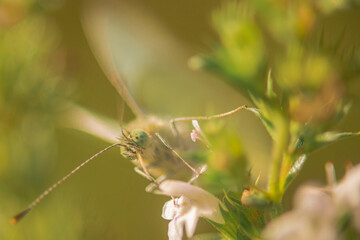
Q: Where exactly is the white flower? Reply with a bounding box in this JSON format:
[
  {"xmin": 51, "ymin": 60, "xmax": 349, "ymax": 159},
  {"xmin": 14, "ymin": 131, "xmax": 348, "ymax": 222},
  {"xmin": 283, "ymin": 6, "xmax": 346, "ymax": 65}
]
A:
[
  {"xmin": 158, "ymin": 180, "xmax": 224, "ymax": 240},
  {"xmin": 263, "ymin": 185, "xmax": 337, "ymax": 240},
  {"xmin": 334, "ymin": 164, "xmax": 360, "ymax": 209},
  {"xmin": 190, "ymin": 120, "xmax": 210, "ymax": 148},
  {"xmin": 293, "ymin": 186, "xmax": 335, "ymax": 219},
  {"xmin": 333, "ymin": 164, "xmax": 360, "ymax": 231},
  {"xmin": 262, "ymin": 211, "xmax": 337, "ymax": 240},
  {"xmin": 190, "ymin": 120, "xmax": 203, "ymax": 142},
  {"xmin": 263, "ymin": 163, "xmax": 360, "ymax": 240}
]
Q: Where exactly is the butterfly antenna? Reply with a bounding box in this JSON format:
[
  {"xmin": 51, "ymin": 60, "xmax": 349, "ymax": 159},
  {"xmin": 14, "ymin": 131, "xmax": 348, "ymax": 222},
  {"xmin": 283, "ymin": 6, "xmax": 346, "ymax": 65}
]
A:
[
  {"xmin": 11, "ymin": 143, "xmax": 123, "ymax": 224},
  {"xmin": 170, "ymin": 105, "xmax": 247, "ymax": 135},
  {"xmin": 119, "ymin": 101, "xmax": 129, "ymax": 140},
  {"xmin": 118, "ymin": 99, "xmax": 126, "ymax": 128}
]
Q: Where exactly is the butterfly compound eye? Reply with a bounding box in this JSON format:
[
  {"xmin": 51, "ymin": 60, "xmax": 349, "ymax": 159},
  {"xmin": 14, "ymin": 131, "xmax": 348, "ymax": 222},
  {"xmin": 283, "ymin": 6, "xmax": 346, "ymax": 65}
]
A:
[{"xmin": 130, "ymin": 130, "xmax": 149, "ymax": 148}]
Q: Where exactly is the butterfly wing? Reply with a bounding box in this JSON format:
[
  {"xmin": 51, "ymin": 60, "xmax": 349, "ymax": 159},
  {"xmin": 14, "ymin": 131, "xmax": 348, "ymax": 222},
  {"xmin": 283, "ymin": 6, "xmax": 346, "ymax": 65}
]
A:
[
  {"xmin": 82, "ymin": 1, "xmax": 223, "ymax": 116},
  {"xmin": 82, "ymin": 2, "xmax": 147, "ymax": 117},
  {"xmin": 82, "ymin": 1, "xmax": 272, "ymax": 180}
]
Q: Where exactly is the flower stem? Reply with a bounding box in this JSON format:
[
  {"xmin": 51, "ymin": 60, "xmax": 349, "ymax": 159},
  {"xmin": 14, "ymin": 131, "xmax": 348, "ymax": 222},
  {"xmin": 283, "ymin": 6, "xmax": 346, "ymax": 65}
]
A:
[
  {"xmin": 279, "ymin": 153, "xmax": 292, "ymax": 192},
  {"xmin": 268, "ymin": 115, "xmax": 289, "ymax": 201}
]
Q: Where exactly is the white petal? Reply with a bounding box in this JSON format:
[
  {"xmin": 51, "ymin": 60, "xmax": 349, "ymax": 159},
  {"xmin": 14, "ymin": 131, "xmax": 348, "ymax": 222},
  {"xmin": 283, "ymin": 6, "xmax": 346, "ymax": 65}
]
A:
[
  {"xmin": 184, "ymin": 207, "xmax": 199, "ymax": 238},
  {"xmin": 158, "ymin": 181, "xmax": 224, "ymax": 224},
  {"xmin": 334, "ymin": 164, "xmax": 360, "ymax": 208},
  {"xmin": 192, "ymin": 120, "xmax": 201, "ymax": 132},
  {"xmin": 177, "ymin": 196, "xmax": 188, "ymax": 206},
  {"xmin": 190, "ymin": 130, "xmax": 199, "ymax": 142},
  {"xmin": 201, "ymin": 206, "xmax": 225, "ymax": 224},
  {"xmin": 293, "ymin": 186, "xmax": 335, "ymax": 218},
  {"xmin": 168, "ymin": 218, "xmax": 184, "ymax": 240},
  {"xmin": 159, "ymin": 181, "xmax": 220, "ymax": 208},
  {"xmin": 162, "ymin": 199, "xmax": 178, "ymax": 220}
]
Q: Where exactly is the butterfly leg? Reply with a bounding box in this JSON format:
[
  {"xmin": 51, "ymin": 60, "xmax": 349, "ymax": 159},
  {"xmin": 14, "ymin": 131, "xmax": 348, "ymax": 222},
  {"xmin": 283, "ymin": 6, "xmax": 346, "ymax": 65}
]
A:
[
  {"xmin": 145, "ymin": 174, "xmax": 168, "ymax": 192},
  {"xmin": 170, "ymin": 105, "xmax": 247, "ymax": 136},
  {"xmin": 134, "ymin": 166, "xmax": 154, "ymax": 181},
  {"xmin": 188, "ymin": 164, "xmax": 208, "ymax": 184},
  {"xmin": 134, "ymin": 167, "xmax": 165, "ymax": 192},
  {"xmin": 155, "ymin": 132, "xmax": 201, "ymax": 179},
  {"xmin": 135, "ymin": 152, "xmax": 162, "ymax": 188},
  {"xmin": 134, "ymin": 166, "xmax": 172, "ymax": 193}
]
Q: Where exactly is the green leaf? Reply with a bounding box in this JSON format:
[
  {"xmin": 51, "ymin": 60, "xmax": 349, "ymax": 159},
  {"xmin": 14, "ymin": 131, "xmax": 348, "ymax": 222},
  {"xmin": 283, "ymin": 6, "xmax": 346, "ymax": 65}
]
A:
[
  {"xmin": 266, "ymin": 69, "xmax": 277, "ymax": 99},
  {"xmin": 283, "ymin": 154, "xmax": 307, "ymax": 189},
  {"xmin": 236, "ymin": 229, "xmax": 251, "ymax": 240},
  {"xmin": 299, "ymin": 131, "xmax": 360, "ymax": 154},
  {"xmin": 210, "ymin": 192, "xmax": 267, "ymax": 240},
  {"xmin": 324, "ymin": 102, "xmax": 352, "ymax": 129},
  {"xmin": 190, "ymin": 233, "xmax": 223, "ymax": 240},
  {"xmin": 315, "ymin": 131, "xmax": 360, "ymax": 145}
]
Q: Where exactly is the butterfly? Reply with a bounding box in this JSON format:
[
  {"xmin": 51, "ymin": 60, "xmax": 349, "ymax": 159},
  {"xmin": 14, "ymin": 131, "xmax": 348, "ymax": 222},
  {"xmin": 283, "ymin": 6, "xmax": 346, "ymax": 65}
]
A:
[{"xmin": 11, "ymin": 1, "xmax": 247, "ymax": 224}]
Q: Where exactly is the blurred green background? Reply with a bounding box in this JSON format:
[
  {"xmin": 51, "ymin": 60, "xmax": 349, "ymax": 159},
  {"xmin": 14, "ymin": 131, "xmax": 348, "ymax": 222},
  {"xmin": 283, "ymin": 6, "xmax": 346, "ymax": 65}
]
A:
[{"xmin": 1, "ymin": 0, "xmax": 360, "ymax": 239}]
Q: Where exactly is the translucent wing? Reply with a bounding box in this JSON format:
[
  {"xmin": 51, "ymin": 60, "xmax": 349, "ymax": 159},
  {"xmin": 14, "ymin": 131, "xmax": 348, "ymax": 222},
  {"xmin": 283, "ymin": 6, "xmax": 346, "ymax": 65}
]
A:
[
  {"xmin": 82, "ymin": 1, "xmax": 271, "ymax": 178},
  {"xmin": 82, "ymin": 1, "xmax": 236, "ymax": 116},
  {"xmin": 83, "ymin": 2, "xmax": 146, "ymax": 117},
  {"xmin": 82, "ymin": 1, "xmax": 198, "ymax": 116}
]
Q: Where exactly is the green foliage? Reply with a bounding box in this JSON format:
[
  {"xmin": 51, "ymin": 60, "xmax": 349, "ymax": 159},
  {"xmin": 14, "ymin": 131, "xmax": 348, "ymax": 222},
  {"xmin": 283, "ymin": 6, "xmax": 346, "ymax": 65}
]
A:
[
  {"xmin": 197, "ymin": 120, "xmax": 249, "ymax": 194},
  {"xmin": 209, "ymin": 192, "xmax": 267, "ymax": 240},
  {"xmin": 3, "ymin": 0, "xmax": 360, "ymax": 239},
  {"xmin": 194, "ymin": 0, "xmax": 360, "ymax": 202},
  {"xmin": 193, "ymin": 1, "xmax": 266, "ymax": 97},
  {"xmin": 190, "ymin": 1, "xmax": 360, "ymax": 238},
  {"xmin": 0, "ymin": 2, "xmax": 80, "ymax": 239},
  {"xmin": 0, "ymin": 12, "xmax": 73, "ymax": 183},
  {"xmin": 190, "ymin": 233, "xmax": 223, "ymax": 240}
]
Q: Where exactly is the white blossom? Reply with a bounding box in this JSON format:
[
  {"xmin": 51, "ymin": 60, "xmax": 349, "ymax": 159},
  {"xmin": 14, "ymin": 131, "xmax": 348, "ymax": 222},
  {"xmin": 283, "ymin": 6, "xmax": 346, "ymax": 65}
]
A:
[
  {"xmin": 333, "ymin": 164, "xmax": 360, "ymax": 231},
  {"xmin": 263, "ymin": 163, "xmax": 360, "ymax": 239},
  {"xmin": 158, "ymin": 180, "xmax": 224, "ymax": 240},
  {"xmin": 263, "ymin": 186, "xmax": 337, "ymax": 240},
  {"xmin": 190, "ymin": 120, "xmax": 210, "ymax": 148},
  {"xmin": 190, "ymin": 120, "xmax": 203, "ymax": 143}
]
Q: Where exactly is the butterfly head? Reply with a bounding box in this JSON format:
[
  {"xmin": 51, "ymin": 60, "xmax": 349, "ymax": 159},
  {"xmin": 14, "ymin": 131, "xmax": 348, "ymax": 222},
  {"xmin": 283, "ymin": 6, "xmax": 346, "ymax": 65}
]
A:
[{"xmin": 119, "ymin": 129, "xmax": 150, "ymax": 160}]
